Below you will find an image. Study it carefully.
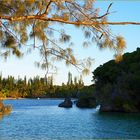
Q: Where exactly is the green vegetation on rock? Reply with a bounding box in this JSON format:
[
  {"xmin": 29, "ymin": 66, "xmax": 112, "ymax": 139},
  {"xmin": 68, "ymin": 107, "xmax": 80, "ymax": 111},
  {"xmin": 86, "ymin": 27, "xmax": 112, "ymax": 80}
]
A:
[
  {"xmin": 93, "ymin": 48, "xmax": 140, "ymax": 112},
  {"xmin": 76, "ymin": 86, "xmax": 97, "ymax": 108}
]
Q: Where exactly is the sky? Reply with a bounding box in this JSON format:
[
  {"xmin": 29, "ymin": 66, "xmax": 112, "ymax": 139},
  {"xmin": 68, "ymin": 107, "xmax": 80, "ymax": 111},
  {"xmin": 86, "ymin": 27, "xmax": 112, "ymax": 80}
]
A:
[{"xmin": 0, "ymin": 1, "xmax": 140, "ymax": 85}]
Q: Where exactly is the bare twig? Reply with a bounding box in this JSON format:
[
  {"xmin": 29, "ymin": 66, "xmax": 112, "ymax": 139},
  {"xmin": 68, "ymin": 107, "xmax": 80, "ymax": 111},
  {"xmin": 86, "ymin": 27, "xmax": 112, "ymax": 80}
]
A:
[
  {"xmin": 91, "ymin": 3, "xmax": 113, "ymax": 19},
  {"xmin": 42, "ymin": 1, "xmax": 52, "ymax": 16}
]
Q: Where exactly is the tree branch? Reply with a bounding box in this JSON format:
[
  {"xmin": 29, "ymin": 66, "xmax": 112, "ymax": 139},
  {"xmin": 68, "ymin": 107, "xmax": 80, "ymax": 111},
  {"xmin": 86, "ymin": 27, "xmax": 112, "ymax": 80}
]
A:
[
  {"xmin": 42, "ymin": 1, "xmax": 52, "ymax": 16},
  {"xmin": 92, "ymin": 3, "xmax": 113, "ymax": 19},
  {"xmin": 1, "ymin": 15, "xmax": 140, "ymax": 26}
]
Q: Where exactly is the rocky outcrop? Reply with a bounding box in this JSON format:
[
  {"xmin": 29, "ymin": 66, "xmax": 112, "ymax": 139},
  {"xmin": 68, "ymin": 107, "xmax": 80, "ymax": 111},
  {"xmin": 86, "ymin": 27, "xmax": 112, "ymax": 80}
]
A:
[
  {"xmin": 76, "ymin": 97, "xmax": 97, "ymax": 108},
  {"xmin": 99, "ymin": 103, "xmax": 139, "ymax": 113},
  {"xmin": 93, "ymin": 48, "xmax": 140, "ymax": 113},
  {"xmin": 58, "ymin": 98, "xmax": 73, "ymax": 108},
  {"xmin": 99, "ymin": 104, "xmax": 113, "ymax": 112}
]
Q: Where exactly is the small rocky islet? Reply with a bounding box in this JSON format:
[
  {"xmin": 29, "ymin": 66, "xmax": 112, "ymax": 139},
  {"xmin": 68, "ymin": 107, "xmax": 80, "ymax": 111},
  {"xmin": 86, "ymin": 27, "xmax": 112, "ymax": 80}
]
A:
[{"xmin": 58, "ymin": 97, "xmax": 73, "ymax": 108}]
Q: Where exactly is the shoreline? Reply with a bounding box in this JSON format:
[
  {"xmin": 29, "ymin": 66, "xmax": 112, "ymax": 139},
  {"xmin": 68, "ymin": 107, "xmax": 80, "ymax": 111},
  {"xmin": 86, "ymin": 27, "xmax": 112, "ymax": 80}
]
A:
[
  {"xmin": 0, "ymin": 97, "xmax": 25, "ymax": 100},
  {"xmin": 0, "ymin": 97, "xmax": 77, "ymax": 100}
]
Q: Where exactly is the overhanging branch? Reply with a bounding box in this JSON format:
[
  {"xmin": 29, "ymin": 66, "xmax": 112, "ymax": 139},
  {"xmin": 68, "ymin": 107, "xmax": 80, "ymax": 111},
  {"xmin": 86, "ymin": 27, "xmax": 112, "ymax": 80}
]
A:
[{"xmin": 1, "ymin": 15, "xmax": 140, "ymax": 26}]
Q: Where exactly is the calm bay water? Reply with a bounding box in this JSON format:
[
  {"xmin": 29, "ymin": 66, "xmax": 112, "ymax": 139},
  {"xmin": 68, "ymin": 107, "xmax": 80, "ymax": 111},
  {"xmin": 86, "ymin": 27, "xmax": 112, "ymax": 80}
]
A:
[{"xmin": 0, "ymin": 99, "xmax": 140, "ymax": 140}]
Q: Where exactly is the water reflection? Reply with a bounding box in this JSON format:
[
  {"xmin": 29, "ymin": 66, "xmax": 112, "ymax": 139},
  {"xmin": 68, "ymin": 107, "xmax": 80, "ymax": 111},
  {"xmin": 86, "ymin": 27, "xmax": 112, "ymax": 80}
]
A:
[
  {"xmin": 0, "ymin": 114, "xmax": 3, "ymax": 120},
  {"xmin": 91, "ymin": 111, "xmax": 140, "ymax": 139},
  {"xmin": 97, "ymin": 111, "xmax": 140, "ymax": 120},
  {"xmin": 0, "ymin": 100, "xmax": 12, "ymax": 120}
]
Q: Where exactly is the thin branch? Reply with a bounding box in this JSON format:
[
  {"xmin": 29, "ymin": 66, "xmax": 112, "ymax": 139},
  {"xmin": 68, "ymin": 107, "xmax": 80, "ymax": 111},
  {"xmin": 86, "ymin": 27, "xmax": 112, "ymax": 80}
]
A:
[
  {"xmin": 47, "ymin": 49, "xmax": 82, "ymax": 71},
  {"xmin": 91, "ymin": 3, "xmax": 113, "ymax": 20},
  {"xmin": 65, "ymin": 2, "xmax": 80, "ymax": 22},
  {"xmin": 68, "ymin": 1, "xmax": 90, "ymax": 20},
  {"xmin": 47, "ymin": 26, "xmax": 62, "ymax": 34},
  {"xmin": 48, "ymin": 18, "xmax": 140, "ymax": 26},
  {"xmin": 0, "ymin": 3, "xmax": 15, "ymax": 13},
  {"xmin": 107, "ymin": 3, "xmax": 113, "ymax": 13},
  {"xmin": 42, "ymin": 1, "xmax": 52, "ymax": 16},
  {"xmin": 32, "ymin": 20, "xmax": 36, "ymax": 48},
  {"xmin": 47, "ymin": 38, "xmax": 66, "ymax": 56},
  {"xmin": 1, "ymin": 21, "xmax": 20, "ymax": 45},
  {"xmin": 42, "ymin": 43, "xmax": 49, "ymax": 77},
  {"xmin": 39, "ymin": 38, "xmax": 83, "ymax": 71},
  {"xmin": 65, "ymin": 1, "xmax": 108, "ymax": 37}
]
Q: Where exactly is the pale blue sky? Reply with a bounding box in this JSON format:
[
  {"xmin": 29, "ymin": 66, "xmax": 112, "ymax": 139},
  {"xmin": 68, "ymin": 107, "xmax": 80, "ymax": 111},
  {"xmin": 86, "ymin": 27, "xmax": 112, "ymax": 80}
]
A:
[{"xmin": 0, "ymin": 1, "xmax": 140, "ymax": 85}]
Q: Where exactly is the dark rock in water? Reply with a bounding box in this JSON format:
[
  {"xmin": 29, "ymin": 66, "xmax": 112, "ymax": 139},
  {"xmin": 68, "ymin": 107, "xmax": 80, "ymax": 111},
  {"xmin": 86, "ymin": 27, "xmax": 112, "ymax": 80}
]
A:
[
  {"xmin": 99, "ymin": 104, "xmax": 113, "ymax": 112},
  {"xmin": 58, "ymin": 97, "xmax": 73, "ymax": 108},
  {"xmin": 76, "ymin": 97, "xmax": 97, "ymax": 108}
]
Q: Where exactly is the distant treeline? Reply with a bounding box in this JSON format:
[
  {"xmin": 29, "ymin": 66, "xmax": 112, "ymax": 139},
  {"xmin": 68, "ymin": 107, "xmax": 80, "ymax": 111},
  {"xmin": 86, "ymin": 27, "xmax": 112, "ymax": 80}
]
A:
[{"xmin": 0, "ymin": 72, "xmax": 94, "ymax": 98}]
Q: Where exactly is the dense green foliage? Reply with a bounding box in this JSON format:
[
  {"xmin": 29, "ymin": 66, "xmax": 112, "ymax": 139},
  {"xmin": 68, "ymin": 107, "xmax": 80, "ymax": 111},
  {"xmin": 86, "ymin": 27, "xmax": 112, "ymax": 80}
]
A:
[
  {"xmin": 93, "ymin": 48, "xmax": 140, "ymax": 112},
  {"xmin": 70, "ymin": 84, "xmax": 98, "ymax": 108},
  {"xmin": 76, "ymin": 85, "xmax": 97, "ymax": 108},
  {"xmin": 0, "ymin": 72, "xmax": 89, "ymax": 99}
]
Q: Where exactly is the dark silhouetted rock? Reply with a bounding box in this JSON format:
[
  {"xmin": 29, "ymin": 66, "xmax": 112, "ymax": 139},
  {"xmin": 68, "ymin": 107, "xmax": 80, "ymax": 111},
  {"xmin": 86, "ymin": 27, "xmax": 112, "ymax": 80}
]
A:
[
  {"xmin": 99, "ymin": 104, "xmax": 113, "ymax": 112},
  {"xmin": 58, "ymin": 97, "xmax": 73, "ymax": 108},
  {"xmin": 99, "ymin": 103, "xmax": 139, "ymax": 113}
]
